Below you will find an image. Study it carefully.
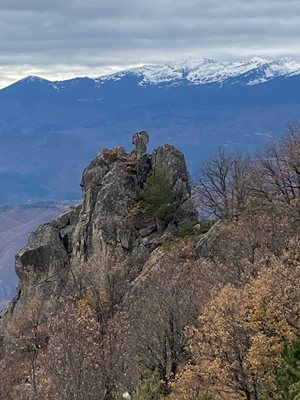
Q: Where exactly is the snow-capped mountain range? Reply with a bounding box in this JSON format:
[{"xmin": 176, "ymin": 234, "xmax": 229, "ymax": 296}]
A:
[
  {"xmin": 15, "ymin": 57, "xmax": 300, "ymax": 89},
  {"xmin": 97, "ymin": 57, "xmax": 300, "ymax": 86},
  {"xmin": 0, "ymin": 57, "xmax": 300, "ymax": 205}
]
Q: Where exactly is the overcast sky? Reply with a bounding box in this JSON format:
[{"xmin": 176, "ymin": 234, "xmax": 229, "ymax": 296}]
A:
[{"xmin": 0, "ymin": 0, "xmax": 300, "ymax": 88}]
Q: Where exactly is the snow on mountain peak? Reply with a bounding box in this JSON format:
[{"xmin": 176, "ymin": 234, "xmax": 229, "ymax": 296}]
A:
[
  {"xmin": 20, "ymin": 75, "xmax": 50, "ymax": 84},
  {"xmin": 8, "ymin": 58, "xmax": 300, "ymax": 91},
  {"xmin": 97, "ymin": 57, "xmax": 300, "ymax": 87}
]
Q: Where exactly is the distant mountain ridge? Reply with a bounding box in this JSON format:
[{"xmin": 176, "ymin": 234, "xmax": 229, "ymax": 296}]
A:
[
  {"xmin": 97, "ymin": 57, "xmax": 300, "ymax": 86},
  {"xmin": 1, "ymin": 57, "xmax": 300, "ymax": 203},
  {"xmin": 9, "ymin": 57, "xmax": 300, "ymax": 89}
]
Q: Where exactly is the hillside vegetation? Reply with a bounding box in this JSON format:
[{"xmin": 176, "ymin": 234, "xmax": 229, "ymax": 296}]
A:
[{"xmin": 0, "ymin": 127, "xmax": 300, "ymax": 399}]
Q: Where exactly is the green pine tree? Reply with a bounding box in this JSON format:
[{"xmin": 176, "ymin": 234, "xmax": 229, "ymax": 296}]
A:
[
  {"xmin": 277, "ymin": 338, "xmax": 300, "ymax": 399},
  {"xmin": 140, "ymin": 170, "xmax": 177, "ymax": 224},
  {"xmin": 132, "ymin": 368, "xmax": 166, "ymax": 400}
]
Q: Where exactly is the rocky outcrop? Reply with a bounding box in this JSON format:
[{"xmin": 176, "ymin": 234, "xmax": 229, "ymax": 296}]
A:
[
  {"xmin": 152, "ymin": 144, "xmax": 191, "ymax": 202},
  {"xmin": 2, "ymin": 131, "xmax": 197, "ymax": 316},
  {"xmin": 15, "ymin": 206, "xmax": 81, "ymax": 292},
  {"xmin": 195, "ymin": 220, "xmax": 222, "ymax": 257},
  {"xmin": 72, "ymin": 145, "xmax": 150, "ymax": 259},
  {"xmin": 152, "ymin": 144, "xmax": 197, "ymax": 222}
]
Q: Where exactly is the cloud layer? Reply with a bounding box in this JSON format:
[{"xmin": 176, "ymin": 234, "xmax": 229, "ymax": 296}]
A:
[{"xmin": 0, "ymin": 0, "xmax": 299, "ymax": 87}]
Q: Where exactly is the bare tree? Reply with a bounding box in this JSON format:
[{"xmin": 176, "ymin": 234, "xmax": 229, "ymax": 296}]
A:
[
  {"xmin": 252, "ymin": 123, "xmax": 300, "ymax": 208},
  {"xmin": 70, "ymin": 250, "xmax": 129, "ymax": 332},
  {"xmin": 195, "ymin": 149, "xmax": 252, "ymax": 220},
  {"xmin": 119, "ymin": 241, "xmax": 227, "ymax": 389},
  {"xmin": 40, "ymin": 303, "xmax": 104, "ymax": 400},
  {"xmin": 3, "ymin": 297, "xmax": 49, "ymax": 400},
  {"xmin": 0, "ymin": 333, "xmax": 17, "ymax": 400}
]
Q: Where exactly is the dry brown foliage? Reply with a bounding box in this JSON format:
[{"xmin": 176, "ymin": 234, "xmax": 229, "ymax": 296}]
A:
[{"xmin": 172, "ymin": 240, "xmax": 300, "ymax": 400}]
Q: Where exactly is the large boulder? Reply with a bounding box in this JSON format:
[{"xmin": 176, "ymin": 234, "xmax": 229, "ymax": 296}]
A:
[
  {"xmin": 152, "ymin": 144, "xmax": 197, "ymax": 222},
  {"xmin": 152, "ymin": 144, "xmax": 191, "ymax": 201},
  {"xmin": 15, "ymin": 206, "xmax": 81, "ymax": 292},
  {"xmin": 73, "ymin": 146, "xmax": 152, "ymax": 259}
]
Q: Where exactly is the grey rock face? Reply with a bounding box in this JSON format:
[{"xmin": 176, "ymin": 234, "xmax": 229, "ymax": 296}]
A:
[
  {"xmin": 15, "ymin": 205, "xmax": 81, "ymax": 292},
  {"xmin": 195, "ymin": 220, "xmax": 222, "ymax": 257},
  {"xmin": 152, "ymin": 144, "xmax": 197, "ymax": 221},
  {"xmin": 152, "ymin": 145, "xmax": 190, "ymax": 197},
  {"xmin": 132, "ymin": 131, "xmax": 149, "ymax": 158},
  {"xmin": 13, "ymin": 132, "xmax": 197, "ymax": 298},
  {"xmin": 73, "ymin": 148, "xmax": 151, "ymax": 259}
]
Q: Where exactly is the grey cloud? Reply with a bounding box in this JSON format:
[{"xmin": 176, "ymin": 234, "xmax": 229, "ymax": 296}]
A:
[{"xmin": 0, "ymin": 0, "xmax": 299, "ymax": 87}]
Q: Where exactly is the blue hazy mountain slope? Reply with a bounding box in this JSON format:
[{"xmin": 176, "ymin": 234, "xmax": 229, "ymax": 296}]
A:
[{"xmin": 1, "ymin": 58, "xmax": 300, "ymax": 203}]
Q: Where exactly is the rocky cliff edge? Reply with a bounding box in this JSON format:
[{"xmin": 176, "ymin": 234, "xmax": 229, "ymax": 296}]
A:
[{"xmin": 1, "ymin": 131, "xmax": 197, "ymax": 318}]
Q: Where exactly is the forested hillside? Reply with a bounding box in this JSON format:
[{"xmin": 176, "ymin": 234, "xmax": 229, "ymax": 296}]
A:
[{"xmin": 0, "ymin": 127, "xmax": 299, "ymax": 400}]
